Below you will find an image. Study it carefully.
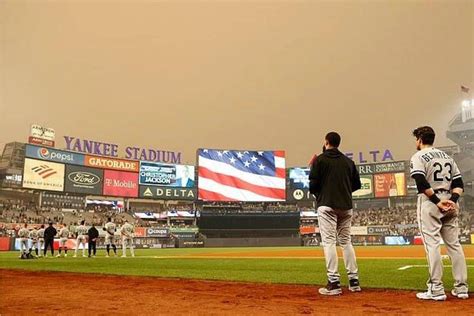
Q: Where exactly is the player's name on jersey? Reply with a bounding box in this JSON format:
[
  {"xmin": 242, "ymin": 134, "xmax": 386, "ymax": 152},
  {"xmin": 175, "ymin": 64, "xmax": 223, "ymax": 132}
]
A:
[{"xmin": 420, "ymin": 151, "xmax": 450, "ymax": 162}]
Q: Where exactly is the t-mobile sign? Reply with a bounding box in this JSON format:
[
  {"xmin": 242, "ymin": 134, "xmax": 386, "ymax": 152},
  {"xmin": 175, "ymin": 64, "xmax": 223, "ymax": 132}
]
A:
[{"xmin": 103, "ymin": 170, "xmax": 139, "ymax": 198}]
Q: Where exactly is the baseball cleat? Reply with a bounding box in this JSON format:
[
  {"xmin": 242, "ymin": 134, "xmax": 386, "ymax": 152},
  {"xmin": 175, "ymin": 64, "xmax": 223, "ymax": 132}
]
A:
[
  {"xmin": 349, "ymin": 279, "xmax": 362, "ymax": 292},
  {"xmin": 318, "ymin": 281, "xmax": 342, "ymax": 296},
  {"xmin": 73, "ymin": 255, "xmax": 77, "ymax": 258},
  {"xmin": 105, "ymin": 254, "xmax": 109, "ymax": 257},
  {"xmin": 121, "ymin": 255, "xmax": 126, "ymax": 258},
  {"xmin": 416, "ymin": 291, "xmax": 447, "ymax": 301},
  {"xmin": 64, "ymin": 254, "xmax": 67, "ymax": 257},
  {"xmin": 56, "ymin": 254, "xmax": 61, "ymax": 257},
  {"xmin": 451, "ymin": 289, "xmax": 469, "ymax": 299}
]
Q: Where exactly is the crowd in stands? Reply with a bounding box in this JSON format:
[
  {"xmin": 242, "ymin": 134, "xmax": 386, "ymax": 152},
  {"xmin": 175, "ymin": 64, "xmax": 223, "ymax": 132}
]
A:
[{"xmin": 351, "ymin": 206, "xmax": 473, "ymax": 236}]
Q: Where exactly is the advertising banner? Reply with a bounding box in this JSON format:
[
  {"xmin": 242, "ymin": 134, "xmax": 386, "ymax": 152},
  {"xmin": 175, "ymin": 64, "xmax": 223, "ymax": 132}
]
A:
[
  {"xmin": 367, "ymin": 226, "xmax": 390, "ymax": 235},
  {"xmin": 288, "ymin": 168, "xmax": 310, "ymax": 189},
  {"xmin": 384, "ymin": 236, "xmax": 412, "ymax": 245},
  {"xmin": 300, "ymin": 226, "xmax": 318, "ymax": 235},
  {"xmin": 287, "ymin": 189, "xmax": 315, "ymax": 202},
  {"xmin": 139, "ymin": 162, "xmax": 195, "ymax": 187},
  {"xmin": 374, "ymin": 173, "xmax": 407, "ymax": 197},
  {"xmin": 30, "ymin": 124, "xmax": 55, "ymax": 141},
  {"xmin": 352, "ymin": 175, "xmax": 374, "ymax": 199},
  {"xmin": 28, "ymin": 136, "xmax": 55, "ymax": 147},
  {"xmin": 351, "ymin": 235, "xmax": 384, "ymax": 246},
  {"xmin": 350, "ymin": 226, "xmax": 369, "ymax": 236},
  {"xmin": 357, "ymin": 161, "xmax": 406, "ymax": 175},
  {"xmin": 103, "ymin": 170, "xmax": 139, "ymax": 197},
  {"xmin": 26, "ymin": 144, "xmax": 85, "ymax": 166},
  {"xmin": 85, "ymin": 155, "xmax": 139, "ymax": 172},
  {"xmin": 64, "ymin": 165, "xmax": 103, "ymax": 195},
  {"xmin": 139, "ymin": 186, "xmax": 197, "ymax": 201},
  {"xmin": 22, "ymin": 158, "xmax": 65, "ymax": 192},
  {"xmin": 134, "ymin": 227, "xmax": 146, "ymax": 238},
  {"xmin": 145, "ymin": 227, "xmax": 170, "ymax": 238}
]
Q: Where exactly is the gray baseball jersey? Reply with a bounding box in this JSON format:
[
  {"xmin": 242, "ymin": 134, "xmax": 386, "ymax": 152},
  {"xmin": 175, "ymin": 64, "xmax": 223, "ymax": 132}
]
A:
[
  {"xmin": 37, "ymin": 228, "xmax": 45, "ymax": 239},
  {"xmin": 410, "ymin": 147, "xmax": 461, "ymax": 191},
  {"xmin": 76, "ymin": 225, "xmax": 88, "ymax": 236},
  {"xmin": 410, "ymin": 147, "xmax": 468, "ymax": 295},
  {"xmin": 59, "ymin": 227, "xmax": 70, "ymax": 238},
  {"xmin": 18, "ymin": 228, "xmax": 29, "ymax": 238},
  {"xmin": 29, "ymin": 229, "xmax": 38, "ymax": 240},
  {"xmin": 121, "ymin": 223, "xmax": 134, "ymax": 237},
  {"xmin": 104, "ymin": 222, "xmax": 116, "ymax": 235}
]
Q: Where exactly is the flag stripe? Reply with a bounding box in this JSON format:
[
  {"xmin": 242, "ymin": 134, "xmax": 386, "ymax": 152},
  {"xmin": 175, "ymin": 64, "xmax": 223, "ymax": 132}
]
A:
[
  {"xmin": 275, "ymin": 157, "xmax": 285, "ymax": 169},
  {"xmin": 199, "ymin": 166, "xmax": 285, "ymax": 199},
  {"xmin": 199, "ymin": 156, "xmax": 285, "ymax": 189},
  {"xmin": 198, "ymin": 177, "xmax": 285, "ymax": 202},
  {"xmin": 198, "ymin": 188, "xmax": 239, "ymax": 202}
]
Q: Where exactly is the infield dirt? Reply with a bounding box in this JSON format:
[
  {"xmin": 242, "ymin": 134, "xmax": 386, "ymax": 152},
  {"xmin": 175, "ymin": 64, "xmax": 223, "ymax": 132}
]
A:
[{"xmin": 1, "ymin": 269, "xmax": 473, "ymax": 315}]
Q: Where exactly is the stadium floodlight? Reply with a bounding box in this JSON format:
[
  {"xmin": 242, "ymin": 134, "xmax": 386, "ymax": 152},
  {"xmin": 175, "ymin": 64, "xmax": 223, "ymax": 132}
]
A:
[{"xmin": 462, "ymin": 100, "xmax": 471, "ymax": 108}]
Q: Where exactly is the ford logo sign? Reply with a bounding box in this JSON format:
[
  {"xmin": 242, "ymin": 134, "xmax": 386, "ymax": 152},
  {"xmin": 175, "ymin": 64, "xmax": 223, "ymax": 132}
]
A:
[{"xmin": 68, "ymin": 172, "xmax": 100, "ymax": 185}]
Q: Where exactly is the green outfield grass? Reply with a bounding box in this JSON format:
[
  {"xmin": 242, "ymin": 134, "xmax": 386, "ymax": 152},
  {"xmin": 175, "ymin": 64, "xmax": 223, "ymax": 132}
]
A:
[{"xmin": 1, "ymin": 246, "xmax": 473, "ymax": 291}]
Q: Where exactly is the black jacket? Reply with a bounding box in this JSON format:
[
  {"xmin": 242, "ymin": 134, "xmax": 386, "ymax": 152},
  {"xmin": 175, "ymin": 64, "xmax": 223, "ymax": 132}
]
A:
[
  {"xmin": 88, "ymin": 227, "xmax": 99, "ymax": 240},
  {"xmin": 44, "ymin": 226, "xmax": 57, "ymax": 240},
  {"xmin": 309, "ymin": 148, "xmax": 361, "ymax": 210}
]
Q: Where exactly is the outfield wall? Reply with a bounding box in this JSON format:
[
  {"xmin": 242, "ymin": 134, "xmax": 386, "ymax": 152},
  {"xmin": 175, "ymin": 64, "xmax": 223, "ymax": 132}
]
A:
[{"xmin": 204, "ymin": 237, "xmax": 302, "ymax": 248}]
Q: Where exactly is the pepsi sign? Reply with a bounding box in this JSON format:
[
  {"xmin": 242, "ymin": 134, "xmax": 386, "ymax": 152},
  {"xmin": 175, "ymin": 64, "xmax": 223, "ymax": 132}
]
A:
[{"xmin": 26, "ymin": 144, "xmax": 85, "ymax": 165}]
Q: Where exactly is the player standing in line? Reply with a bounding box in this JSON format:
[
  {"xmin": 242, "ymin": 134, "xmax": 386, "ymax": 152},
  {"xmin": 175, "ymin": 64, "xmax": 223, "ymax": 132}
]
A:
[
  {"xmin": 74, "ymin": 220, "xmax": 88, "ymax": 258},
  {"xmin": 103, "ymin": 218, "xmax": 117, "ymax": 257},
  {"xmin": 18, "ymin": 223, "xmax": 30, "ymax": 258},
  {"xmin": 37, "ymin": 224, "xmax": 45, "ymax": 257},
  {"xmin": 57, "ymin": 224, "xmax": 70, "ymax": 257},
  {"xmin": 29, "ymin": 226, "xmax": 39, "ymax": 256},
  {"xmin": 121, "ymin": 220, "xmax": 135, "ymax": 258},
  {"xmin": 309, "ymin": 132, "xmax": 362, "ymax": 295},
  {"xmin": 410, "ymin": 126, "xmax": 468, "ymax": 301}
]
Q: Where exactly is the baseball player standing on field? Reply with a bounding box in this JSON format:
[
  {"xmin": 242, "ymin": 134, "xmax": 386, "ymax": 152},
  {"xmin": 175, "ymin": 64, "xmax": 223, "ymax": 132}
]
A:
[
  {"xmin": 410, "ymin": 126, "xmax": 468, "ymax": 301},
  {"xmin": 104, "ymin": 217, "xmax": 117, "ymax": 257},
  {"xmin": 18, "ymin": 223, "xmax": 30, "ymax": 258},
  {"xmin": 37, "ymin": 224, "xmax": 45, "ymax": 257},
  {"xmin": 44, "ymin": 222, "xmax": 57, "ymax": 257},
  {"xmin": 74, "ymin": 220, "xmax": 88, "ymax": 258},
  {"xmin": 29, "ymin": 226, "xmax": 39, "ymax": 256},
  {"xmin": 121, "ymin": 220, "xmax": 135, "ymax": 258},
  {"xmin": 309, "ymin": 132, "xmax": 362, "ymax": 296},
  {"xmin": 57, "ymin": 223, "xmax": 70, "ymax": 257}
]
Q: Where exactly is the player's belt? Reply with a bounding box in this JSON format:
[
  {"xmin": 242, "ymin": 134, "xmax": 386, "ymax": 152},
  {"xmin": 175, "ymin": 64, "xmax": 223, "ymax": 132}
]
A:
[{"xmin": 434, "ymin": 189, "xmax": 450, "ymax": 194}]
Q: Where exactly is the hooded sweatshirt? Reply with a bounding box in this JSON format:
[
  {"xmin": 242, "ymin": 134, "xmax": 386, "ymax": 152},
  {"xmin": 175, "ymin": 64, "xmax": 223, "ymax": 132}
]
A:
[{"xmin": 309, "ymin": 148, "xmax": 361, "ymax": 210}]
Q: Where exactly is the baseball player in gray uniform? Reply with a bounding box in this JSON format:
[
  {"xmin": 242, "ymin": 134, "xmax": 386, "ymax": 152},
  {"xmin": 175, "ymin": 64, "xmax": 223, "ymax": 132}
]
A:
[
  {"xmin": 104, "ymin": 217, "xmax": 117, "ymax": 257},
  {"xmin": 57, "ymin": 224, "xmax": 70, "ymax": 257},
  {"xmin": 18, "ymin": 223, "xmax": 30, "ymax": 258},
  {"xmin": 74, "ymin": 220, "xmax": 88, "ymax": 258},
  {"xmin": 121, "ymin": 220, "xmax": 135, "ymax": 258},
  {"xmin": 410, "ymin": 126, "xmax": 468, "ymax": 301},
  {"xmin": 29, "ymin": 226, "xmax": 39, "ymax": 256},
  {"xmin": 37, "ymin": 224, "xmax": 45, "ymax": 257}
]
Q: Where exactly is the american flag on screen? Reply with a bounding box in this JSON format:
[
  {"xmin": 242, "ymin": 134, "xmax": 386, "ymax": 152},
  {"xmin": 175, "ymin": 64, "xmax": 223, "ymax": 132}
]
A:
[{"xmin": 198, "ymin": 149, "xmax": 286, "ymax": 202}]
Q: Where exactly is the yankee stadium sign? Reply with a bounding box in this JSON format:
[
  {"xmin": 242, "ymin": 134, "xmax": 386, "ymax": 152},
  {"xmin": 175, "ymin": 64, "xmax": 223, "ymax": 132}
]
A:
[{"xmin": 63, "ymin": 136, "xmax": 182, "ymax": 164}]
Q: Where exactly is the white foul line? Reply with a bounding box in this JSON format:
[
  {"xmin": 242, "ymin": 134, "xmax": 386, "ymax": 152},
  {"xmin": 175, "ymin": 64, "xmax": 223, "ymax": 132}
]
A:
[{"xmin": 399, "ymin": 265, "xmax": 474, "ymax": 271}]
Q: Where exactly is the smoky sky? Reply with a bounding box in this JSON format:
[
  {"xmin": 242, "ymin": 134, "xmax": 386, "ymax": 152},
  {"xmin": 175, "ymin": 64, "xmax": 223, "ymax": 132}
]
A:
[{"xmin": 1, "ymin": 0, "xmax": 472, "ymax": 166}]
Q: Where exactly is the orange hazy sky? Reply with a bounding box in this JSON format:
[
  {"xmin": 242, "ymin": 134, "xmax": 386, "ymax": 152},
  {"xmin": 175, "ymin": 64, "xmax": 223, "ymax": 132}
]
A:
[{"xmin": 1, "ymin": 0, "xmax": 472, "ymax": 166}]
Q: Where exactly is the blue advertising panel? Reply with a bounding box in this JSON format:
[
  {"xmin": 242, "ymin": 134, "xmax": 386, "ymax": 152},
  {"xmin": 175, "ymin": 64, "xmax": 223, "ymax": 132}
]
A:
[
  {"xmin": 139, "ymin": 162, "xmax": 195, "ymax": 187},
  {"xmin": 25, "ymin": 144, "xmax": 85, "ymax": 166}
]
